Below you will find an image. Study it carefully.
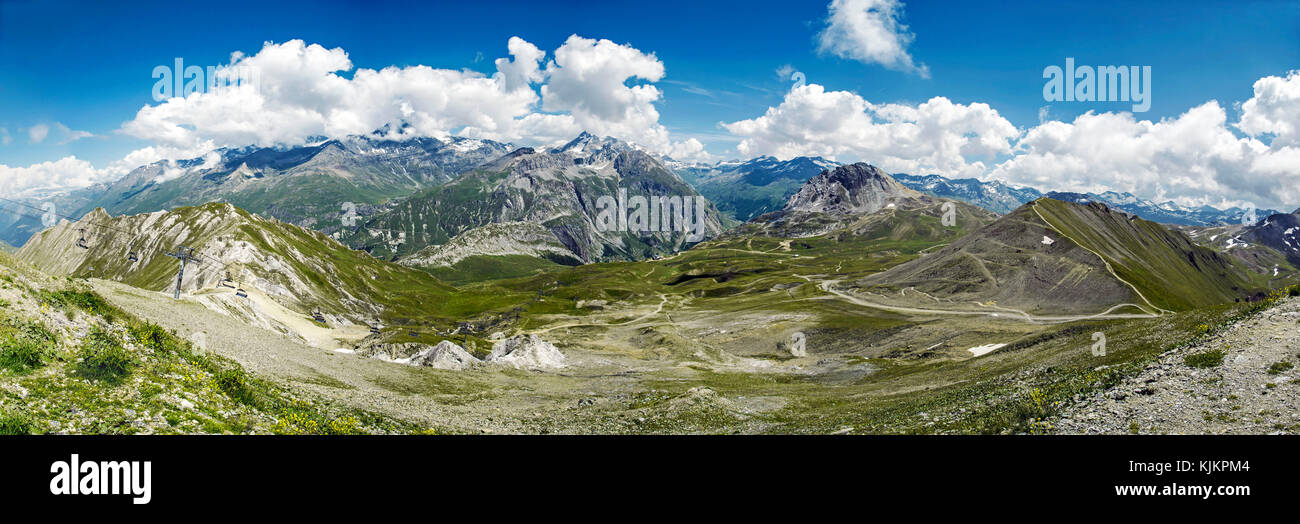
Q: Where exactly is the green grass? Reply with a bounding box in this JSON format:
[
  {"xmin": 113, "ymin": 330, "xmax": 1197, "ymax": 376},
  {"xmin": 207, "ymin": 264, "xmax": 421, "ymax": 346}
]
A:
[
  {"xmin": 422, "ymin": 254, "xmax": 567, "ymax": 284},
  {"xmin": 0, "ymin": 410, "xmax": 33, "ymax": 435},
  {"xmin": 1184, "ymin": 349, "xmax": 1226, "ymax": 369},
  {"xmin": 39, "ymin": 289, "xmax": 124, "ymax": 323},
  {"xmin": 0, "ymin": 316, "xmax": 57, "ymax": 373},
  {"xmin": 1267, "ymin": 361, "xmax": 1294, "ymax": 375},
  {"xmin": 1033, "ymin": 198, "xmax": 1265, "ymax": 311}
]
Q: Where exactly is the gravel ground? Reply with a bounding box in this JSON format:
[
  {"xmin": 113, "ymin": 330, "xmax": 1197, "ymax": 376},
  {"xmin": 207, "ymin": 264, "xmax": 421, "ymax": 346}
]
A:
[{"xmin": 1056, "ymin": 296, "xmax": 1300, "ymax": 434}]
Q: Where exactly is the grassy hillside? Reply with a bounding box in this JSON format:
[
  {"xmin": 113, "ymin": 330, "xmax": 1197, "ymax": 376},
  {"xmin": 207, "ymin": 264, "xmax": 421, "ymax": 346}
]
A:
[
  {"xmin": 860, "ymin": 198, "xmax": 1270, "ymax": 315},
  {"xmin": 0, "ymin": 252, "xmax": 404, "ymax": 434},
  {"xmin": 1032, "ymin": 198, "xmax": 1265, "ymax": 310}
]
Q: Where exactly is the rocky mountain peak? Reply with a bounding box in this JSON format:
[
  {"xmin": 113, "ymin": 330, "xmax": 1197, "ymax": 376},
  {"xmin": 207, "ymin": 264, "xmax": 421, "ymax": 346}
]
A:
[{"xmin": 783, "ymin": 163, "xmax": 918, "ymax": 215}]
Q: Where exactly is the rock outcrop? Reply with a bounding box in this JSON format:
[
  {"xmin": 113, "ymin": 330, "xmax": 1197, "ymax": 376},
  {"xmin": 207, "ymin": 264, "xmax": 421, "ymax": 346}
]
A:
[
  {"xmin": 485, "ymin": 334, "xmax": 566, "ymax": 370},
  {"xmin": 407, "ymin": 341, "xmax": 480, "ymax": 370}
]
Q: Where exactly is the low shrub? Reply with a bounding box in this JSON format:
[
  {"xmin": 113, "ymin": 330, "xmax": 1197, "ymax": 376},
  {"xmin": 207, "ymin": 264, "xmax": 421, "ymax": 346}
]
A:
[
  {"xmin": 1184, "ymin": 349, "xmax": 1226, "ymax": 369},
  {"xmin": 75, "ymin": 327, "xmax": 134, "ymax": 383}
]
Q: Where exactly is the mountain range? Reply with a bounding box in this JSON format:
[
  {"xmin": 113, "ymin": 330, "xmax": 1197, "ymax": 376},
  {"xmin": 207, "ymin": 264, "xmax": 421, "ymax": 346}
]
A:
[
  {"xmin": 673, "ymin": 155, "xmax": 838, "ymax": 222},
  {"xmin": 891, "ymin": 174, "xmax": 1283, "ymax": 227},
  {"xmin": 0, "ymin": 133, "xmax": 514, "ymax": 247},
  {"xmin": 343, "ymin": 132, "xmax": 725, "ymax": 265},
  {"xmin": 670, "ymin": 157, "xmax": 1286, "ymax": 228}
]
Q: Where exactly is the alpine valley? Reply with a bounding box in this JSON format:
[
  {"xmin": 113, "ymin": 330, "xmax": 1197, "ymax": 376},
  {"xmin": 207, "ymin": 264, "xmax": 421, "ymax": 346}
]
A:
[{"xmin": 5, "ymin": 132, "xmax": 1300, "ymax": 436}]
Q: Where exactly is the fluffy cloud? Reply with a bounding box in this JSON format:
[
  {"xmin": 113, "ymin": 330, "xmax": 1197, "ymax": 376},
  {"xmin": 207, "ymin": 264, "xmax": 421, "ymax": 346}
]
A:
[
  {"xmin": 817, "ymin": 0, "xmax": 928, "ymax": 77},
  {"xmin": 122, "ymin": 39, "xmax": 543, "ymax": 150},
  {"xmin": 1, "ymin": 36, "xmax": 707, "ymax": 198},
  {"xmin": 0, "ymin": 157, "xmax": 107, "ymax": 197},
  {"xmin": 540, "ymin": 35, "xmax": 704, "ymax": 157},
  {"xmin": 722, "ymin": 83, "xmax": 1016, "ymax": 177},
  {"xmin": 667, "ymin": 138, "xmax": 710, "ymax": 162},
  {"xmin": 989, "ymin": 71, "xmax": 1300, "ymax": 209},
  {"xmin": 495, "ymin": 37, "xmax": 547, "ymax": 92},
  {"xmin": 119, "ymin": 36, "xmax": 704, "ymax": 162},
  {"xmin": 0, "ymin": 140, "xmax": 218, "ymax": 198},
  {"xmin": 1237, "ymin": 70, "xmax": 1300, "ymax": 146},
  {"xmin": 989, "ymin": 102, "xmax": 1256, "ymax": 204},
  {"xmin": 724, "ymin": 71, "xmax": 1300, "ymax": 209}
]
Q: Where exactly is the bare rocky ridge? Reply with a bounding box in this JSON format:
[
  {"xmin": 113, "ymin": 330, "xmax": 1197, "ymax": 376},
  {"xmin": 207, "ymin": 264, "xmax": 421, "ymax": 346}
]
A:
[
  {"xmin": 1239, "ymin": 211, "xmax": 1300, "ymax": 267},
  {"xmin": 731, "ymin": 162, "xmax": 994, "ymax": 240},
  {"xmin": 783, "ymin": 163, "xmax": 921, "ymax": 215}
]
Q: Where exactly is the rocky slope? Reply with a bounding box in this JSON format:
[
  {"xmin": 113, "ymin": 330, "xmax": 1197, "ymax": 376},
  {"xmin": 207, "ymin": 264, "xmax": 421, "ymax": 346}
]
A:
[
  {"xmin": 398, "ymin": 221, "xmax": 583, "ymax": 268},
  {"xmin": 346, "ymin": 133, "xmax": 725, "ymax": 264},
  {"xmin": 1056, "ymin": 294, "xmax": 1300, "ymax": 434},
  {"xmin": 1238, "ymin": 210, "xmax": 1300, "ymax": 267},
  {"xmin": 14, "ymin": 203, "xmax": 454, "ymax": 329}
]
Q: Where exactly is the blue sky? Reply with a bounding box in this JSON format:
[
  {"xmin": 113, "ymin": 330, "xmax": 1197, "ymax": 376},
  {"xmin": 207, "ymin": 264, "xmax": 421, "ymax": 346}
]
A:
[{"xmin": 1, "ymin": 0, "xmax": 1299, "ymax": 207}]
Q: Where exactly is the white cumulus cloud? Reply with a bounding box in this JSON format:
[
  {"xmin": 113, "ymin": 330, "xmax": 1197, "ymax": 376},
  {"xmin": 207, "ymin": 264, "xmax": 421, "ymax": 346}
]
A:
[
  {"xmin": 1237, "ymin": 70, "xmax": 1300, "ymax": 147},
  {"xmin": 722, "ymin": 83, "xmax": 1016, "ymax": 178},
  {"xmin": 122, "ymin": 39, "xmax": 544, "ymax": 150},
  {"xmin": 817, "ymin": 0, "xmax": 929, "ymax": 77},
  {"xmin": 120, "ymin": 36, "xmax": 703, "ymax": 161},
  {"xmin": 723, "ymin": 70, "xmax": 1300, "ymax": 210},
  {"xmin": 0, "ymin": 157, "xmax": 107, "ymax": 197},
  {"xmin": 989, "ymin": 70, "xmax": 1300, "ymax": 209},
  {"xmin": 541, "ymin": 35, "xmax": 701, "ymax": 156}
]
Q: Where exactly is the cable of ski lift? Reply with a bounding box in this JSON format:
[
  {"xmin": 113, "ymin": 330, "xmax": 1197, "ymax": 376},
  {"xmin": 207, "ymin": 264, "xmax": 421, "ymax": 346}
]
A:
[{"xmin": 0, "ymin": 197, "xmax": 140, "ymax": 237}]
